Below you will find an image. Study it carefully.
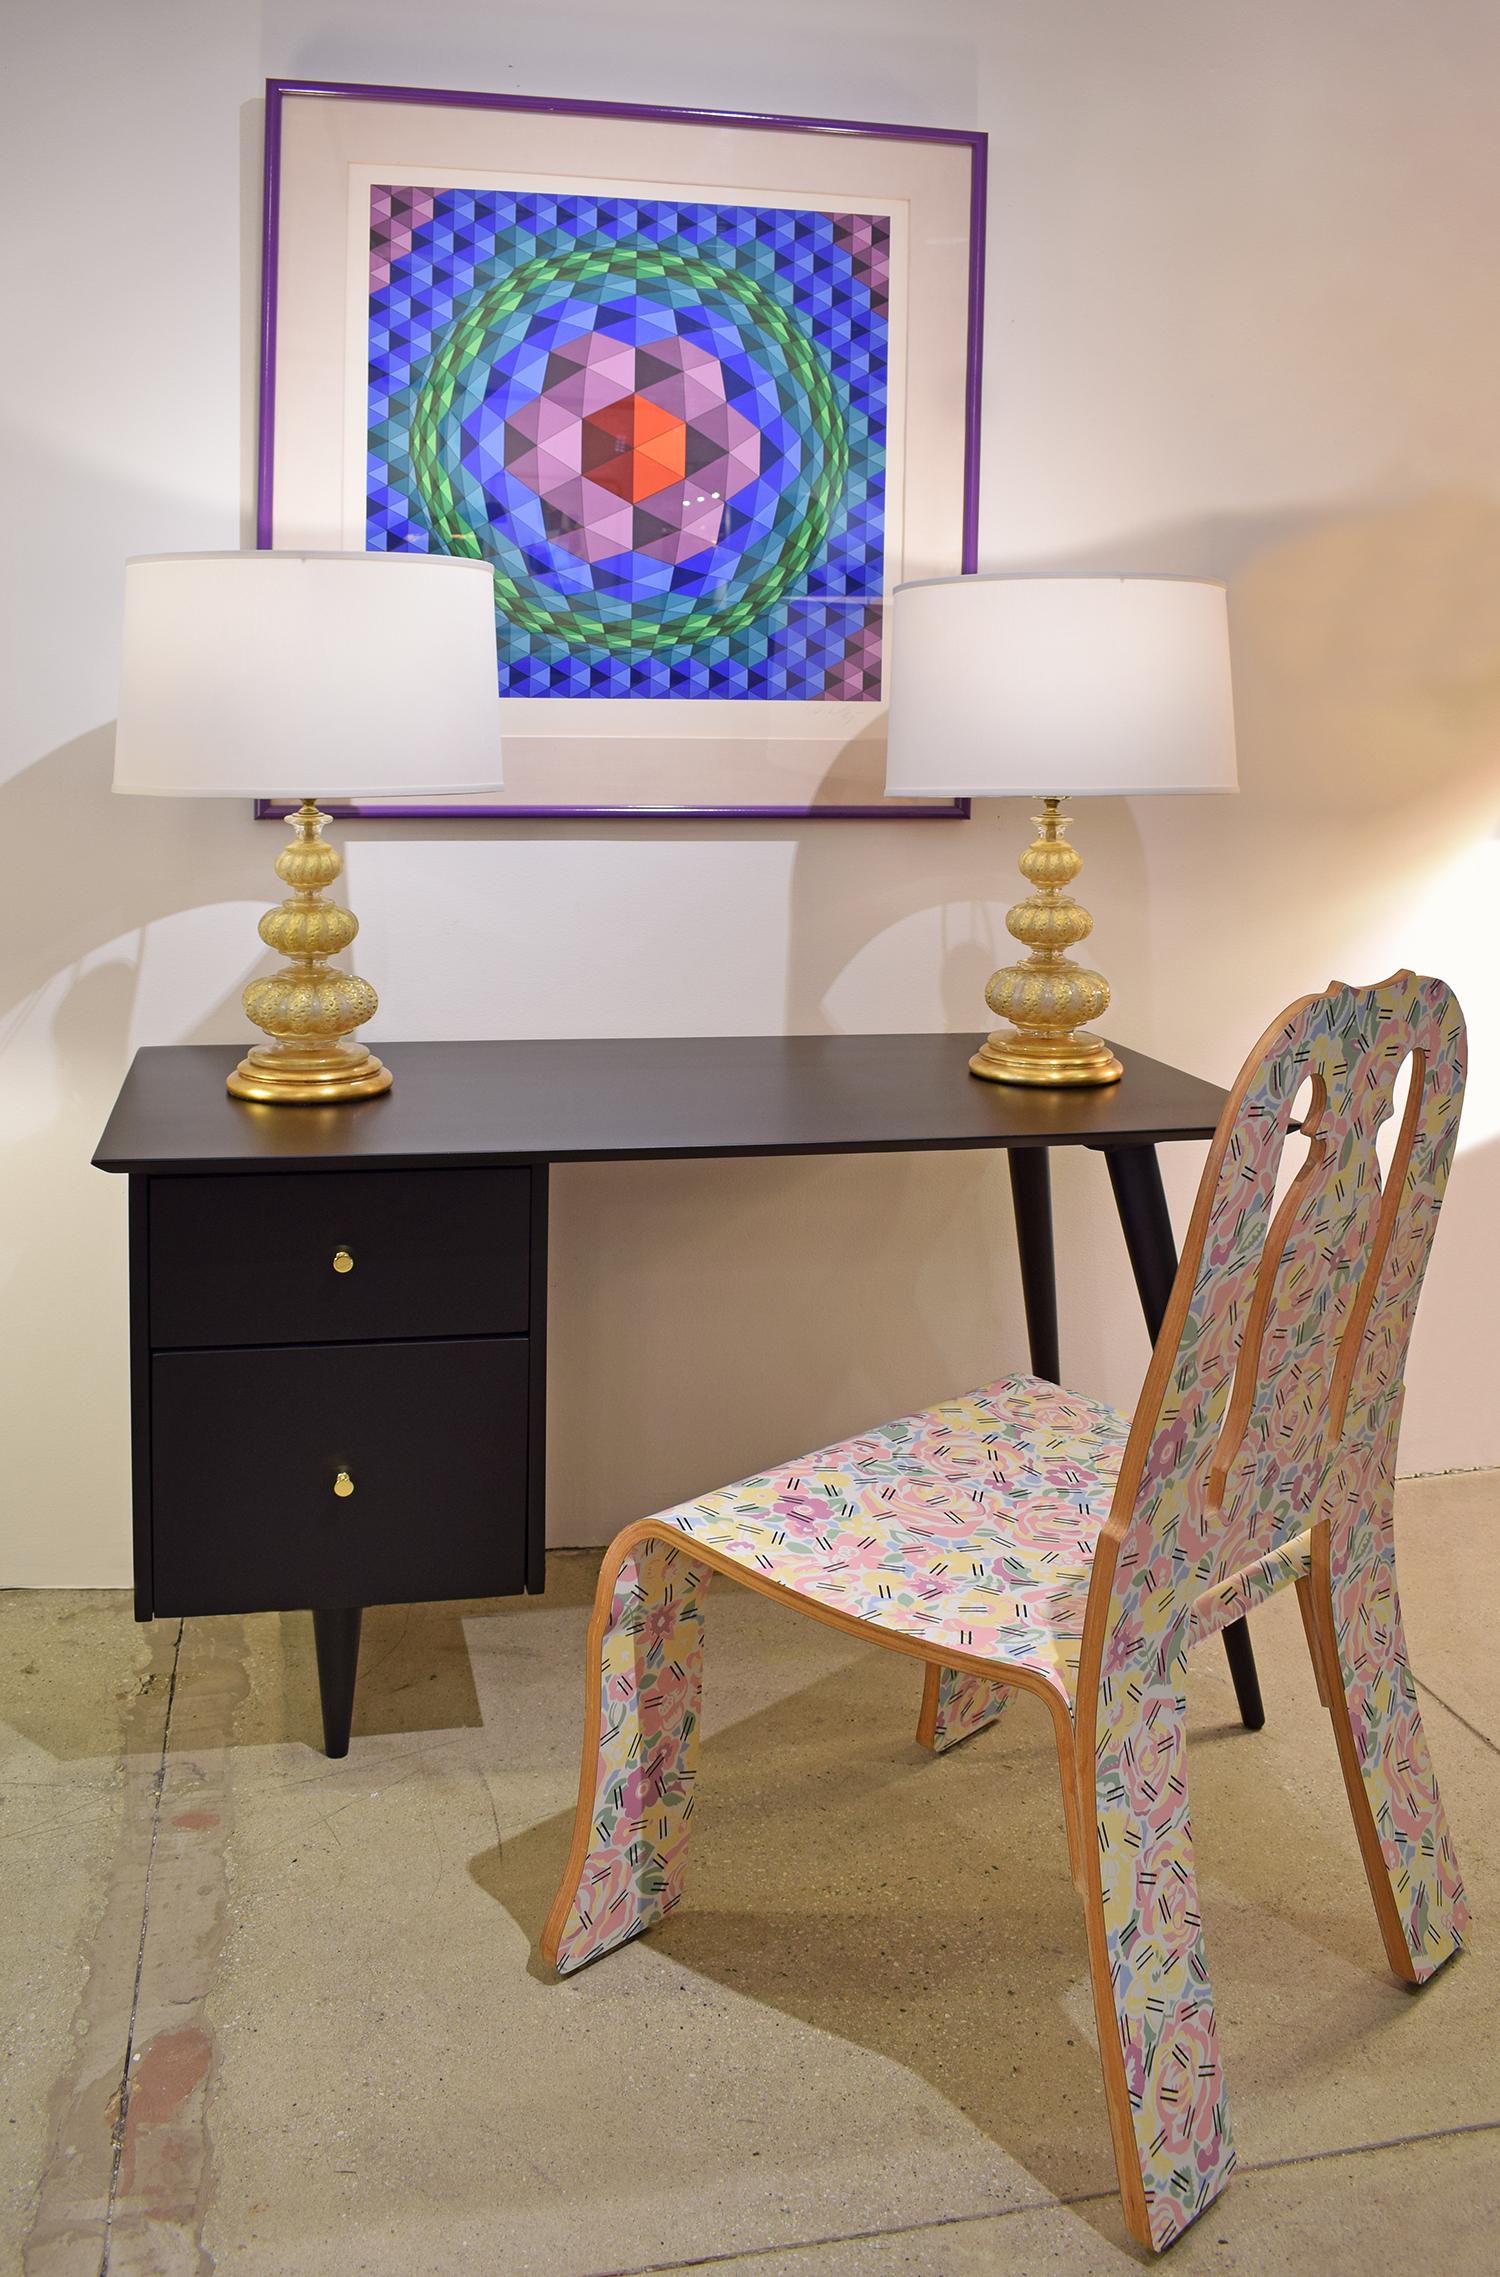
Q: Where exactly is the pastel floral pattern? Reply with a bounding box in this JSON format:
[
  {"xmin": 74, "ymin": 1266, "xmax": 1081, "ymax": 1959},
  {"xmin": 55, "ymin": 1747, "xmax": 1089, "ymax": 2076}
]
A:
[
  {"xmin": 662, "ymin": 1376, "xmax": 1130, "ymax": 1693},
  {"xmin": 541, "ymin": 974, "xmax": 1468, "ymax": 2259},
  {"xmin": 547, "ymin": 1375, "xmax": 1127, "ymax": 1977},
  {"xmin": 919, "ymin": 1667, "xmax": 1016, "ymax": 1753},
  {"xmin": 548, "ymin": 1538, "xmax": 711, "ymax": 1973},
  {"xmin": 546, "ymin": 1366, "xmax": 1119, "ymax": 1976},
  {"xmin": 1082, "ymin": 972, "xmax": 1467, "ymax": 2246}
]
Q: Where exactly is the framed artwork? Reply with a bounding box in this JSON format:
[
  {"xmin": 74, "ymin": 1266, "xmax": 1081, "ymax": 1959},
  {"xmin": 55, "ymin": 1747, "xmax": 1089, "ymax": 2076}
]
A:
[{"xmin": 257, "ymin": 79, "xmax": 986, "ymax": 819}]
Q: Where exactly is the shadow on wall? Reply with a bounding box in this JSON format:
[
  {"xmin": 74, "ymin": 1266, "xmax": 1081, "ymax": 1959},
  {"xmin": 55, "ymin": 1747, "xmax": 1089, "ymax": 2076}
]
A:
[
  {"xmin": 0, "ymin": 715, "xmax": 253, "ymax": 1205},
  {"xmin": 782, "ymin": 492, "xmax": 1500, "ymax": 1065},
  {"xmin": 0, "ymin": 725, "xmax": 259, "ymax": 1584},
  {"xmin": 0, "ymin": 723, "xmax": 258, "ymax": 1056},
  {"xmin": 765, "ymin": 493, "xmax": 1500, "ymax": 1435},
  {"xmin": 1400, "ymin": 1127, "xmax": 1497, "ymax": 1475},
  {"xmin": 776, "ymin": 735, "xmax": 1110, "ymax": 1041}
]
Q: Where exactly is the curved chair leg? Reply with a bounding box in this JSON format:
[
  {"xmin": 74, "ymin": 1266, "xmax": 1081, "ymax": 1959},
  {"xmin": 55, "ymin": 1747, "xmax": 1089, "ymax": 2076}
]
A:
[
  {"xmin": 917, "ymin": 1665, "xmax": 1015, "ymax": 1753},
  {"xmin": 1309, "ymin": 1470, "xmax": 1467, "ymax": 1983},
  {"xmin": 1294, "ymin": 1573, "xmax": 1333, "ymax": 1706},
  {"xmin": 1080, "ymin": 1682, "xmax": 1235, "ymax": 2252},
  {"xmin": 541, "ymin": 1530, "xmax": 712, "ymax": 1977}
]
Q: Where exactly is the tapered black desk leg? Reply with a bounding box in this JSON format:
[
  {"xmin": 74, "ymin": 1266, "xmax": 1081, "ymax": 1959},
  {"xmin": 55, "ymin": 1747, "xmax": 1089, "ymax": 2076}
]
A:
[
  {"xmin": 311, "ymin": 1608, "xmax": 363, "ymax": 1758},
  {"xmin": 1007, "ymin": 1149, "xmax": 1061, "ymax": 1381},
  {"xmin": 1102, "ymin": 1144, "xmax": 1266, "ymax": 1732}
]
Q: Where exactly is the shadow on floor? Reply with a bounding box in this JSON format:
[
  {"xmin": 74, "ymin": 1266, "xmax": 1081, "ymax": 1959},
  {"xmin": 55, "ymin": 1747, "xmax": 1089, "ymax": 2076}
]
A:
[
  {"xmin": 465, "ymin": 1572, "xmax": 1428, "ymax": 2236},
  {"xmin": 212, "ymin": 1598, "xmax": 522, "ymax": 1752},
  {"xmin": 231, "ymin": 1564, "xmax": 606, "ymax": 1750}
]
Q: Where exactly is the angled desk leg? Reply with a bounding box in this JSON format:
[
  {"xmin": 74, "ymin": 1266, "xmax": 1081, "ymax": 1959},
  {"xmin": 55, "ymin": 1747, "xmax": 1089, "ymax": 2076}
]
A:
[
  {"xmin": 1007, "ymin": 1148, "xmax": 1061, "ymax": 1381},
  {"xmin": 1103, "ymin": 1143, "xmax": 1267, "ymax": 1732},
  {"xmin": 312, "ymin": 1608, "xmax": 363, "ymax": 1758}
]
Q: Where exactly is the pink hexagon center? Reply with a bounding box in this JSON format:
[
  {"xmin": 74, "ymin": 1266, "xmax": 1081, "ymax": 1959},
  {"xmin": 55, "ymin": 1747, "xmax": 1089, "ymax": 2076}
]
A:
[{"xmin": 492, "ymin": 330, "xmax": 763, "ymax": 564}]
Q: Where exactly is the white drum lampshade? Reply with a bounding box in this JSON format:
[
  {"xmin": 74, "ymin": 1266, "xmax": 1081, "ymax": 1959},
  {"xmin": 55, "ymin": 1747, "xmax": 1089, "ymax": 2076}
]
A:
[
  {"xmin": 884, "ymin": 574, "xmax": 1238, "ymax": 1085},
  {"xmin": 885, "ymin": 574, "xmax": 1237, "ymax": 799},
  {"xmin": 114, "ymin": 551, "xmax": 501, "ymax": 799},
  {"xmin": 113, "ymin": 550, "xmax": 502, "ymax": 1103}
]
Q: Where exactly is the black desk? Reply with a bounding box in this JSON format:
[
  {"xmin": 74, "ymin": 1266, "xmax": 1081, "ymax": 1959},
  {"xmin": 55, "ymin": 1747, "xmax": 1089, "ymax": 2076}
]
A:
[{"xmin": 94, "ymin": 1033, "xmax": 1261, "ymax": 1750}]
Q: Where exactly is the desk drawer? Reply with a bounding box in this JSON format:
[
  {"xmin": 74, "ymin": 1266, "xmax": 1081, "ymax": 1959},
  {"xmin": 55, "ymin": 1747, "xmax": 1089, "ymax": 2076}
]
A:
[
  {"xmin": 148, "ymin": 1168, "xmax": 530, "ymax": 1349},
  {"xmin": 150, "ymin": 1338, "xmax": 529, "ymax": 1614}
]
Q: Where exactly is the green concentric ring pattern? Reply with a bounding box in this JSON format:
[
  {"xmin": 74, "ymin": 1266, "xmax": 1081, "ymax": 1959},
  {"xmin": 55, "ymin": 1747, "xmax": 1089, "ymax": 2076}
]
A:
[{"xmin": 406, "ymin": 244, "xmax": 847, "ymax": 656}]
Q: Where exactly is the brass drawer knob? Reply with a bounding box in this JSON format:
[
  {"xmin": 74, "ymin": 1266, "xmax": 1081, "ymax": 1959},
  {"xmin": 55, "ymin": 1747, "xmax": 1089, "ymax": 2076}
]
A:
[
  {"xmin": 332, "ymin": 1248, "xmax": 355, "ymax": 1275},
  {"xmin": 333, "ymin": 1470, "xmax": 355, "ymax": 1499}
]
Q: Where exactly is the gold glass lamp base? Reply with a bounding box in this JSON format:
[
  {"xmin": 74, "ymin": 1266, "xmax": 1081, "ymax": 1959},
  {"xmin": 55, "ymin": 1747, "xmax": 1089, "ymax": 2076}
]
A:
[
  {"xmin": 227, "ymin": 801, "xmax": 393, "ymax": 1105},
  {"xmin": 971, "ymin": 797, "xmax": 1124, "ymax": 1088}
]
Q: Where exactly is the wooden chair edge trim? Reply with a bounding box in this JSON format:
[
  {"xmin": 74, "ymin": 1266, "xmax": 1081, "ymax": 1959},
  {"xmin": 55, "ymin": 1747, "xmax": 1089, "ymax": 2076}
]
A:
[
  {"xmin": 915, "ymin": 1663, "xmax": 944, "ymax": 1749},
  {"xmin": 1306, "ymin": 1522, "xmax": 1424, "ymax": 1985},
  {"xmin": 1294, "ymin": 1565, "xmax": 1334, "ymax": 1708}
]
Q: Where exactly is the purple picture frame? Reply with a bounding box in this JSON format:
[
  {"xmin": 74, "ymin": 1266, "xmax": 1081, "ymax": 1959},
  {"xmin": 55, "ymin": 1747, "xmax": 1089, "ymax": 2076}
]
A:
[{"xmin": 255, "ymin": 78, "xmax": 984, "ymax": 823}]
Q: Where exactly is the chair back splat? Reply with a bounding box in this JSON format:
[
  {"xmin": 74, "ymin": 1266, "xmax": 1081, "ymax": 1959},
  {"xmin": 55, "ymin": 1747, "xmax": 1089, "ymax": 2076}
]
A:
[{"xmin": 1076, "ymin": 970, "xmax": 1467, "ymax": 2246}]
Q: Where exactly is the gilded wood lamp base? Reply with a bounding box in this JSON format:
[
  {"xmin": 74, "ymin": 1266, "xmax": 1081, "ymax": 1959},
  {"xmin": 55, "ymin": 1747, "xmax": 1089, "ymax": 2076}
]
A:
[
  {"xmin": 228, "ymin": 801, "xmax": 392, "ymax": 1105},
  {"xmin": 969, "ymin": 1030, "xmax": 1124, "ymax": 1086},
  {"xmin": 227, "ymin": 1041, "xmax": 392, "ymax": 1104},
  {"xmin": 972, "ymin": 798, "xmax": 1124, "ymax": 1088}
]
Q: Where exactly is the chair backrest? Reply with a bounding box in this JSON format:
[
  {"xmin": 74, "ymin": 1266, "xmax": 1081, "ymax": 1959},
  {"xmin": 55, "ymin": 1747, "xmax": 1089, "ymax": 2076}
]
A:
[{"xmin": 1083, "ymin": 971, "xmax": 1466, "ymax": 1689}]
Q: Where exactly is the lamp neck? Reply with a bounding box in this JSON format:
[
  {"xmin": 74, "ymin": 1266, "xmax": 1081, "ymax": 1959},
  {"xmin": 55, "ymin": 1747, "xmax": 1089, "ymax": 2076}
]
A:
[
  {"xmin": 1016, "ymin": 797, "xmax": 1082, "ymax": 899},
  {"xmin": 275, "ymin": 803, "xmax": 341, "ymax": 900}
]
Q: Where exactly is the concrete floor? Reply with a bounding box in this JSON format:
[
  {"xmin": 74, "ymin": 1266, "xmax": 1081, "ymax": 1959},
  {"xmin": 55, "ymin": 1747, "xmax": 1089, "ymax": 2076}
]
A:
[{"xmin": 5, "ymin": 1470, "xmax": 1499, "ymax": 2276}]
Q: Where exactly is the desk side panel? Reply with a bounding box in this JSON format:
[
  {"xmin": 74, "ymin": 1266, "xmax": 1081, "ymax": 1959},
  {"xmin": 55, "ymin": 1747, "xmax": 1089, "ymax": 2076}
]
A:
[
  {"xmin": 128, "ymin": 1179, "xmax": 153, "ymax": 1620},
  {"xmin": 527, "ymin": 1164, "xmax": 549, "ymax": 1595}
]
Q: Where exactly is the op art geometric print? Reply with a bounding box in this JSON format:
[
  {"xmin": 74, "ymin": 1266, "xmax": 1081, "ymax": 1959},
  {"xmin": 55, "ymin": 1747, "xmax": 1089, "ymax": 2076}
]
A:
[{"xmin": 366, "ymin": 188, "xmax": 889, "ymax": 702}]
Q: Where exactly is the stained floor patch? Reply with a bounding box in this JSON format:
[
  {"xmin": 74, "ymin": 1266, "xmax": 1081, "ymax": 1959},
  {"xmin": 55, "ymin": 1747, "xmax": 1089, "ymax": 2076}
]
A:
[{"xmin": 21, "ymin": 1618, "xmax": 248, "ymax": 2277}]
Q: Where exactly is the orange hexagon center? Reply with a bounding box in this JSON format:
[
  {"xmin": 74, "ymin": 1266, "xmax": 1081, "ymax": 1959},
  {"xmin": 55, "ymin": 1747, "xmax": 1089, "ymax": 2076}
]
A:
[{"xmin": 580, "ymin": 392, "xmax": 689, "ymax": 503}]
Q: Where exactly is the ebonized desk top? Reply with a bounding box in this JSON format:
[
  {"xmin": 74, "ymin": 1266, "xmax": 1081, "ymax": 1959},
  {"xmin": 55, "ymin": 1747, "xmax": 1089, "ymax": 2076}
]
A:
[{"xmin": 94, "ymin": 1034, "xmax": 1229, "ymax": 1176}]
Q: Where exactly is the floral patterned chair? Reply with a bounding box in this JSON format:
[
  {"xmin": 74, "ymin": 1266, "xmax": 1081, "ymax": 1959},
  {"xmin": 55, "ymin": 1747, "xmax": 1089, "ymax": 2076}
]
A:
[{"xmin": 541, "ymin": 974, "xmax": 1468, "ymax": 2252}]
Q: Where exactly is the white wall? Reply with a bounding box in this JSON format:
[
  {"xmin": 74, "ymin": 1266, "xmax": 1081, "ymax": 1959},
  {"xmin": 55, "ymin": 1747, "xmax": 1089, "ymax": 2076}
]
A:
[{"xmin": 3, "ymin": 0, "xmax": 1497, "ymax": 1586}]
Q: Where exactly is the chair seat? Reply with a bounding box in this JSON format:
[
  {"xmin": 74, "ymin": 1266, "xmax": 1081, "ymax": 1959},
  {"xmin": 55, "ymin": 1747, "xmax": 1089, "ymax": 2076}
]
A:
[{"xmin": 661, "ymin": 1373, "xmax": 1130, "ymax": 1701}]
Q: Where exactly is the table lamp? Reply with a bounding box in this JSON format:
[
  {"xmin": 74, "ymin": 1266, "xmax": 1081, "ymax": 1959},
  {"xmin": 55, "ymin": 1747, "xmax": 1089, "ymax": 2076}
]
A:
[
  {"xmin": 114, "ymin": 551, "xmax": 501, "ymax": 1104},
  {"xmin": 885, "ymin": 574, "xmax": 1237, "ymax": 1086}
]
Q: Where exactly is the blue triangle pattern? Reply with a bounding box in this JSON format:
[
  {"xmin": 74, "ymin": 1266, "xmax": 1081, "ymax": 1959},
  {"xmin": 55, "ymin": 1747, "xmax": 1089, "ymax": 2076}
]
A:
[{"xmin": 367, "ymin": 189, "xmax": 889, "ymax": 700}]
